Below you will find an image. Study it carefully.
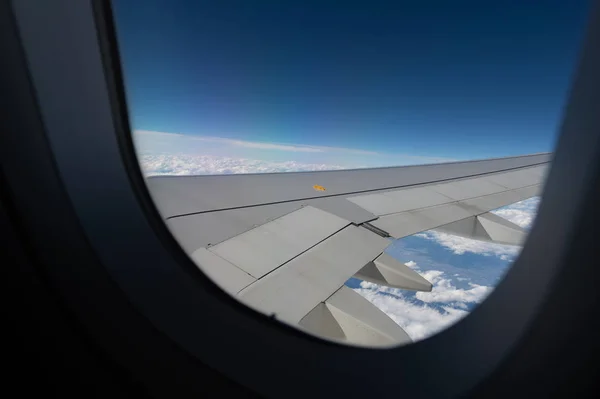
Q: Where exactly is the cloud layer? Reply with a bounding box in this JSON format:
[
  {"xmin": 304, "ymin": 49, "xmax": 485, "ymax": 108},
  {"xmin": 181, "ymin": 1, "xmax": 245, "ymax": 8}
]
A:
[
  {"xmin": 353, "ymin": 260, "xmax": 491, "ymax": 341},
  {"xmin": 355, "ymin": 287, "xmax": 470, "ymax": 342},
  {"xmin": 491, "ymin": 197, "xmax": 541, "ymax": 229},
  {"xmin": 353, "ymin": 197, "xmax": 540, "ymax": 342},
  {"xmin": 415, "ymin": 197, "xmax": 541, "ymax": 260},
  {"xmin": 133, "ymin": 130, "xmax": 458, "ymax": 169},
  {"xmin": 139, "ymin": 154, "xmax": 344, "ymax": 176}
]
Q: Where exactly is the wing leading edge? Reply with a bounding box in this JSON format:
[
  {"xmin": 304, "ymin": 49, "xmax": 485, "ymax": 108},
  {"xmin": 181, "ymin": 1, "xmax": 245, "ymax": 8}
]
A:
[{"xmin": 146, "ymin": 153, "xmax": 550, "ymax": 347}]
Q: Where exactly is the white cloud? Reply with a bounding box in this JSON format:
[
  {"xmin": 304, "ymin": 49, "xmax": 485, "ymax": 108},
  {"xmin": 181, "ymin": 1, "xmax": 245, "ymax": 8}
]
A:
[
  {"xmin": 354, "ymin": 287, "xmax": 469, "ymax": 341},
  {"xmin": 416, "ymin": 281, "xmax": 491, "ymax": 304},
  {"xmin": 133, "ymin": 130, "xmax": 459, "ymax": 169},
  {"xmin": 138, "ymin": 154, "xmax": 344, "ymax": 176},
  {"xmin": 415, "ymin": 197, "xmax": 541, "ymax": 259},
  {"xmin": 353, "ymin": 260, "xmax": 492, "ymax": 341},
  {"xmin": 491, "ymin": 197, "xmax": 541, "ymax": 229},
  {"xmin": 417, "ymin": 230, "xmax": 521, "ymax": 259},
  {"xmin": 415, "ymin": 267, "xmax": 492, "ymax": 304}
]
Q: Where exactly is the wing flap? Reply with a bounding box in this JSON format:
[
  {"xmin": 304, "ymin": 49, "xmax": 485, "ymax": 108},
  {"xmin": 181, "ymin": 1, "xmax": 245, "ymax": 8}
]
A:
[
  {"xmin": 190, "ymin": 248, "xmax": 256, "ymax": 295},
  {"xmin": 370, "ymin": 203, "xmax": 473, "ymax": 238},
  {"xmin": 345, "ymin": 166, "xmax": 545, "ymax": 219},
  {"xmin": 208, "ymin": 206, "xmax": 350, "ymax": 278},
  {"xmin": 236, "ymin": 225, "xmax": 389, "ymax": 325},
  {"xmin": 459, "ymin": 190, "xmax": 526, "ymax": 213},
  {"xmin": 486, "ymin": 166, "xmax": 546, "ymax": 189},
  {"xmin": 429, "ymin": 176, "xmax": 507, "ymax": 200},
  {"xmin": 165, "ymin": 202, "xmax": 303, "ymax": 253},
  {"xmin": 309, "ymin": 197, "xmax": 378, "ymax": 224},
  {"xmin": 514, "ymin": 184, "xmax": 542, "ymax": 198},
  {"xmin": 348, "ymin": 186, "xmax": 453, "ymax": 216},
  {"xmin": 369, "ymin": 183, "xmax": 541, "ymax": 240}
]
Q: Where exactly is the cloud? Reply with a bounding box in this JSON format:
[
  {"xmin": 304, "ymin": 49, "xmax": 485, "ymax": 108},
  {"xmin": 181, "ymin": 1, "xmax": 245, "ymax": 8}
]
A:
[
  {"xmin": 354, "ymin": 287, "xmax": 469, "ymax": 341},
  {"xmin": 353, "ymin": 260, "xmax": 493, "ymax": 341},
  {"xmin": 138, "ymin": 154, "xmax": 344, "ymax": 176},
  {"xmin": 133, "ymin": 130, "xmax": 459, "ymax": 168},
  {"xmin": 415, "ymin": 197, "xmax": 541, "ymax": 259},
  {"xmin": 491, "ymin": 197, "xmax": 541, "ymax": 229},
  {"xmin": 416, "ymin": 231, "xmax": 521, "ymax": 259},
  {"xmin": 415, "ymin": 279, "xmax": 492, "ymax": 304},
  {"xmin": 352, "ymin": 260, "xmax": 490, "ymax": 341}
]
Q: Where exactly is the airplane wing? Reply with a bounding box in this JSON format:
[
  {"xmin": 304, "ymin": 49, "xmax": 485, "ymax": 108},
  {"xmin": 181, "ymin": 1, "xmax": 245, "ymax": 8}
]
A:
[{"xmin": 145, "ymin": 153, "xmax": 551, "ymax": 347}]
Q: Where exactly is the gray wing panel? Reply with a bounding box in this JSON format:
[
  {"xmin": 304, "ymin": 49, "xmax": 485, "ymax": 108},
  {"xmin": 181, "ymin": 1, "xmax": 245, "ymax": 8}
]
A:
[
  {"xmin": 236, "ymin": 225, "xmax": 389, "ymax": 325},
  {"xmin": 190, "ymin": 248, "xmax": 256, "ymax": 295},
  {"xmin": 165, "ymin": 202, "xmax": 304, "ymax": 253},
  {"xmin": 145, "ymin": 153, "xmax": 551, "ymax": 347},
  {"xmin": 207, "ymin": 206, "xmax": 349, "ymax": 278},
  {"xmin": 146, "ymin": 153, "xmax": 550, "ymax": 218},
  {"xmin": 370, "ymin": 184, "xmax": 541, "ymax": 239}
]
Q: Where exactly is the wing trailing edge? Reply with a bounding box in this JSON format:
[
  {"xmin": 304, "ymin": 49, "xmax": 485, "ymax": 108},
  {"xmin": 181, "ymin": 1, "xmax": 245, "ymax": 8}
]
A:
[{"xmin": 149, "ymin": 154, "xmax": 550, "ymax": 347}]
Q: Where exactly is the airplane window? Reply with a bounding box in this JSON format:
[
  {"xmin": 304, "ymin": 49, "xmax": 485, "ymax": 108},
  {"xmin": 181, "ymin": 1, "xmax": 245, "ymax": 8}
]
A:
[{"xmin": 111, "ymin": 0, "xmax": 589, "ymax": 347}]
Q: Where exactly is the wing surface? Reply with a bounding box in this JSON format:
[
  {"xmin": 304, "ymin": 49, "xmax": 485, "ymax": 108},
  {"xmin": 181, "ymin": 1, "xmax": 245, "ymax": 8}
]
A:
[{"xmin": 145, "ymin": 153, "xmax": 550, "ymax": 346}]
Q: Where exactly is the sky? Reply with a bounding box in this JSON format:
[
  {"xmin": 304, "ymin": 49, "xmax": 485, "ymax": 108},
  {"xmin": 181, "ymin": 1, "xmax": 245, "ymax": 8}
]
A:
[
  {"xmin": 114, "ymin": 1, "xmax": 589, "ymax": 344},
  {"xmin": 136, "ymin": 134, "xmax": 541, "ymax": 343},
  {"xmin": 114, "ymin": 0, "xmax": 590, "ymax": 161}
]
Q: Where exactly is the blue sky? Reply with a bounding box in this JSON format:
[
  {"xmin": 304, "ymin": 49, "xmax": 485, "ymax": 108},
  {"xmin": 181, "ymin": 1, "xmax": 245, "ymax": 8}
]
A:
[
  {"xmin": 115, "ymin": 2, "xmax": 584, "ymax": 343},
  {"xmin": 115, "ymin": 0, "xmax": 589, "ymax": 160}
]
